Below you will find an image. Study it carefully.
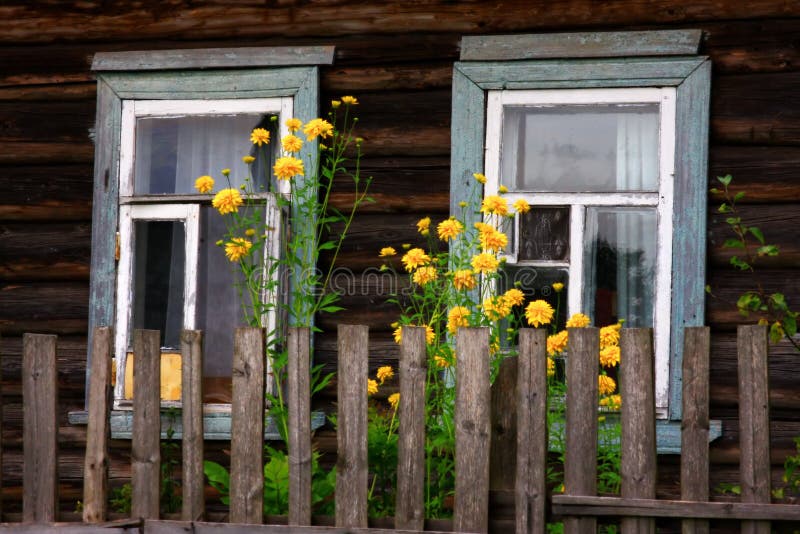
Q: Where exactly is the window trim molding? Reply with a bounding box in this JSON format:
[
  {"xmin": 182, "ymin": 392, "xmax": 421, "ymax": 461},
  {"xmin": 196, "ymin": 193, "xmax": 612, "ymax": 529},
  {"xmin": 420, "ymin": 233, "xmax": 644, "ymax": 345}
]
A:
[{"xmin": 450, "ymin": 32, "xmax": 710, "ymax": 423}]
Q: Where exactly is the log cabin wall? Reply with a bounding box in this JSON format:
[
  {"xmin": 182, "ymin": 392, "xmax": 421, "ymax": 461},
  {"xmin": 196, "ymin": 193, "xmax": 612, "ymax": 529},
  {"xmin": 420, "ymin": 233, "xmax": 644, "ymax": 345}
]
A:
[{"xmin": 0, "ymin": 0, "xmax": 798, "ymax": 516}]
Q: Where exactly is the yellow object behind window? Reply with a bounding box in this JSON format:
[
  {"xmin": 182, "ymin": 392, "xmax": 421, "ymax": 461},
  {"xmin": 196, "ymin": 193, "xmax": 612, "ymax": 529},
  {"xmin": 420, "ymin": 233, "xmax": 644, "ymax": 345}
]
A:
[{"xmin": 123, "ymin": 352, "xmax": 182, "ymax": 401}]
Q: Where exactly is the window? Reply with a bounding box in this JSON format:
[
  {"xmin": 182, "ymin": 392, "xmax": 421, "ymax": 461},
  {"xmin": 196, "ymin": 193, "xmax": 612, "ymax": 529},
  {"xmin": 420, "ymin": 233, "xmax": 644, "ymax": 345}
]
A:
[
  {"xmin": 451, "ymin": 30, "xmax": 717, "ymax": 446},
  {"xmin": 83, "ymin": 47, "xmax": 333, "ymax": 436}
]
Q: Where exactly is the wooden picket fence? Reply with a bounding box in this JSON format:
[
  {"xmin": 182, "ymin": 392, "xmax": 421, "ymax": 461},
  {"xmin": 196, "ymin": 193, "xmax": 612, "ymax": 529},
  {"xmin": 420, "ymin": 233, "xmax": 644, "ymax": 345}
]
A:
[{"xmin": 8, "ymin": 324, "xmax": 800, "ymax": 532}]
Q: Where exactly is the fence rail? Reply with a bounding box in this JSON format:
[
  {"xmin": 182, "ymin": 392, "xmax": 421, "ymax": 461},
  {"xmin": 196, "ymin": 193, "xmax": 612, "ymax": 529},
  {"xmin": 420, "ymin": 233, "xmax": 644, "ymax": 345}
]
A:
[{"xmin": 6, "ymin": 324, "xmax": 800, "ymax": 532}]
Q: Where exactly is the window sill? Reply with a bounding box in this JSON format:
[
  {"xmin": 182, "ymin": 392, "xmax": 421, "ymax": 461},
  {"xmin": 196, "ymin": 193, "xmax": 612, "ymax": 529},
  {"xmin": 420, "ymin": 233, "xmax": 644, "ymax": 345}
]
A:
[{"xmin": 68, "ymin": 408, "xmax": 327, "ymax": 441}]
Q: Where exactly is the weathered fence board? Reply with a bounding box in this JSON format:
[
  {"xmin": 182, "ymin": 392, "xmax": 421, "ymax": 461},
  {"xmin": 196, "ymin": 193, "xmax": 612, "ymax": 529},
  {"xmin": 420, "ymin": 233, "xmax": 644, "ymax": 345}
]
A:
[
  {"xmin": 490, "ymin": 356, "xmax": 517, "ymax": 491},
  {"xmin": 83, "ymin": 325, "xmax": 112, "ymax": 523},
  {"xmin": 131, "ymin": 329, "xmax": 161, "ymax": 520},
  {"xmin": 288, "ymin": 327, "xmax": 312, "ymax": 526},
  {"xmin": 181, "ymin": 329, "xmax": 204, "ymax": 522}
]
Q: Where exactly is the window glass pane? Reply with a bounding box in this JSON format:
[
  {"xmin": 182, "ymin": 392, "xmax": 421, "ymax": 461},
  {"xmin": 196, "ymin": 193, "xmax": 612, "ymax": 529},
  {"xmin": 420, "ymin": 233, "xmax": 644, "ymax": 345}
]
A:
[
  {"xmin": 501, "ymin": 265, "xmax": 568, "ymax": 329},
  {"xmin": 518, "ymin": 206, "xmax": 570, "ymax": 261},
  {"xmin": 132, "ymin": 220, "xmax": 185, "ymax": 348},
  {"xmin": 134, "ymin": 114, "xmax": 276, "ymax": 195},
  {"xmin": 500, "ymin": 103, "xmax": 659, "ymax": 192},
  {"xmin": 583, "ymin": 208, "xmax": 657, "ymax": 327}
]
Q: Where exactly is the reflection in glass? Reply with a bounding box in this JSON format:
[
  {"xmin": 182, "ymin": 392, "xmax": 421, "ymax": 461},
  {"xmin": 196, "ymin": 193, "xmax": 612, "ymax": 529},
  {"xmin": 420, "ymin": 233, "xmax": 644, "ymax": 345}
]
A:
[
  {"xmin": 132, "ymin": 221, "xmax": 185, "ymax": 348},
  {"xmin": 134, "ymin": 114, "xmax": 276, "ymax": 195},
  {"xmin": 500, "ymin": 104, "xmax": 659, "ymax": 192},
  {"xmin": 501, "ymin": 265, "xmax": 568, "ymax": 330},
  {"xmin": 518, "ymin": 207, "xmax": 570, "ymax": 261},
  {"xmin": 583, "ymin": 208, "xmax": 657, "ymax": 327}
]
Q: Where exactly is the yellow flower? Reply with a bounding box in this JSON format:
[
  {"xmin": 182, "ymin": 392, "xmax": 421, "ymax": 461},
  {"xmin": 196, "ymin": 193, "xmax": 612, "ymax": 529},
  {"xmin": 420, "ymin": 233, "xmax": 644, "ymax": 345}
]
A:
[
  {"xmin": 599, "ymin": 346, "xmax": 621, "ymax": 368},
  {"xmin": 286, "ymin": 118, "xmax": 302, "ymax": 132},
  {"xmin": 447, "ymin": 306, "xmax": 471, "ymax": 334},
  {"xmin": 498, "ymin": 185, "xmax": 509, "ymax": 194},
  {"xmin": 331, "ymin": 100, "xmax": 341, "ymax": 109},
  {"xmin": 473, "ymin": 173, "xmax": 487, "ymax": 184},
  {"xmin": 514, "ymin": 199, "xmax": 531, "ymax": 214},
  {"xmin": 598, "ymin": 375, "xmax": 617, "ymax": 396},
  {"xmin": 212, "ymin": 188, "xmax": 243, "ymax": 215},
  {"xmin": 483, "ymin": 297, "xmax": 511, "ymax": 321},
  {"xmin": 245, "ymin": 228, "xmax": 256, "ymax": 237},
  {"xmin": 194, "ymin": 175, "xmax": 214, "ymax": 193},
  {"xmin": 525, "ymin": 299, "xmax": 554, "ymax": 328},
  {"xmin": 242, "ymin": 155, "xmax": 255, "ymax": 164},
  {"xmin": 552, "ymin": 282, "xmax": 565, "ymax": 293},
  {"xmin": 471, "ymin": 252, "xmax": 499, "ymax": 274},
  {"xmin": 401, "ymin": 248, "xmax": 430, "ymax": 272},
  {"xmin": 459, "ymin": 201, "xmax": 468, "ymax": 208},
  {"xmin": 437, "ymin": 218, "xmax": 464, "ymax": 241},
  {"xmin": 600, "ymin": 394, "xmax": 622, "ymax": 410},
  {"xmin": 452, "ymin": 269, "xmax": 476, "ymax": 291},
  {"xmin": 417, "ymin": 217, "xmax": 431, "ymax": 235},
  {"xmin": 341, "ymin": 95, "xmax": 359, "ymax": 105},
  {"xmin": 503, "ymin": 288, "xmax": 525, "ymax": 307},
  {"xmin": 413, "ymin": 266, "xmax": 437, "ymax": 286},
  {"xmin": 393, "ymin": 325, "xmax": 403, "ymax": 344},
  {"xmin": 388, "ymin": 393, "xmax": 400, "ymax": 410},
  {"xmin": 281, "ymin": 134, "xmax": 303, "ymax": 153},
  {"xmin": 547, "ymin": 330, "xmax": 568, "ymax": 356},
  {"xmin": 566, "ymin": 313, "xmax": 591, "ymax": 328},
  {"xmin": 273, "ymin": 156, "xmax": 305, "ymax": 180},
  {"xmin": 367, "ymin": 379, "xmax": 379, "ymax": 396},
  {"xmin": 379, "ymin": 247, "xmax": 397, "ymax": 257},
  {"xmin": 434, "ymin": 354, "xmax": 450, "ymax": 368},
  {"xmin": 547, "ymin": 357, "xmax": 555, "ymax": 377},
  {"xmin": 401, "ymin": 243, "xmax": 411, "ymax": 250},
  {"xmin": 224, "ymin": 238, "xmax": 252, "ymax": 262},
  {"xmin": 250, "ymin": 128, "xmax": 271, "ymax": 146},
  {"xmin": 600, "ymin": 324, "xmax": 622, "ymax": 349},
  {"xmin": 376, "ymin": 365, "xmax": 394, "ymax": 384},
  {"xmin": 303, "ymin": 118, "xmax": 334, "ymax": 141},
  {"xmin": 480, "ymin": 195, "xmax": 509, "ymax": 216},
  {"xmin": 393, "ymin": 324, "xmax": 436, "ymax": 345},
  {"xmin": 221, "ymin": 168, "xmax": 231, "ymax": 177},
  {"xmin": 478, "ymin": 226, "xmax": 507, "ymax": 252}
]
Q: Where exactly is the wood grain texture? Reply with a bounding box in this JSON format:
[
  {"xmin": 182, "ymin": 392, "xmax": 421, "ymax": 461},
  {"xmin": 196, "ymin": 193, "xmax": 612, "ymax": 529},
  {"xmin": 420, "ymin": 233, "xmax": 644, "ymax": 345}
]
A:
[
  {"xmin": 22, "ymin": 333, "xmax": 58, "ymax": 523},
  {"xmin": 515, "ymin": 329, "xmax": 548, "ymax": 534},
  {"xmin": 490, "ymin": 356, "xmax": 517, "ymax": 491},
  {"xmin": 454, "ymin": 327, "xmax": 490, "ymax": 534},
  {"xmin": 563, "ymin": 327, "xmax": 598, "ymax": 534},
  {"xmin": 335, "ymin": 324, "xmax": 368, "ymax": 528},
  {"xmin": 287, "ymin": 327, "xmax": 311, "ymax": 526},
  {"xmin": 620, "ymin": 328, "xmax": 656, "ymax": 534},
  {"xmin": 738, "ymin": 325, "xmax": 771, "ymax": 534},
  {"xmin": 180, "ymin": 330, "xmax": 204, "ymax": 522},
  {"xmin": 0, "ymin": 222, "xmax": 90, "ymax": 281},
  {"xmin": 83, "ymin": 326, "xmax": 111, "ymax": 523},
  {"xmin": 395, "ymin": 326, "xmax": 427, "ymax": 531},
  {"xmin": 131, "ymin": 329, "xmax": 160, "ymax": 520},
  {"xmin": 709, "ymin": 146, "xmax": 800, "ymax": 203},
  {"xmin": 681, "ymin": 327, "xmax": 710, "ymax": 534},
  {"xmin": 230, "ymin": 327, "xmax": 265, "ymax": 525}
]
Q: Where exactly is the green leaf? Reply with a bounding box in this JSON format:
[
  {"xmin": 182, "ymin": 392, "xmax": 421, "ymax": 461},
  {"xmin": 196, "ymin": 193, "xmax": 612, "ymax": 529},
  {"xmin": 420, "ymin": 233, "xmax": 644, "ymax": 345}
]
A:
[
  {"xmin": 730, "ymin": 256, "xmax": 751, "ymax": 271},
  {"xmin": 709, "ymin": 188, "xmax": 720, "ymax": 194},
  {"xmin": 320, "ymin": 305, "xmax": 345, "ymax": 313},
  {"xmin": 717, "ymin": 203, "xmax": 730, "ymax": 213},
  {"xmin": 733, "ymin": 191, "xmax": 746, "ymax": 202},
  {"xmin": 725, "ymin": 217, "xmax": 741, "ymax": 226},
  {"xmin": 748, "ymin": 226, "xmax": 765, "ymax": 245},
  {"xmin": 770, "ymin": 321, "xmax": 784, "ymax": 344},
  {"xmin": 757, "ymin": 244, "xmax": 779, "ymax": 257},
  {"xmin": 783, "ymin": 315, "xmax": 797, "ymax": 338},
  {"xmin": 723, "ymin": 239, "xmax": 745, "ymax": 249},
  {"xmin": 717, "ymin": 174, "xmax": 732, "ymax": 187},
  {"xmin": 705, "ymin": 284, "xmax": 712, "ymax": 294}
]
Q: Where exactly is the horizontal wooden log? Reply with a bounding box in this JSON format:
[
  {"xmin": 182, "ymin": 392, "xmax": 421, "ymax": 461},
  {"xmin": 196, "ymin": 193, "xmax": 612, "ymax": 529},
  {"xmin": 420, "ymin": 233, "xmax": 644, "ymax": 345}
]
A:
[
  {"xmin": 0, "ymin": 82, "xmax": 95, "ymax": 101},
  {"xmin": 0, "ymin": 141, "xmax": 93, "ymax": 165},
  {"xmin": 0, "ymin": 100, "xmax": 95, "ymax": 143},
  {"xmin": 0, "ymin": 282, "xmax": 88, "ymax": 335},
  {"xmin": 705, "ymin": 268, "xmax": 800, "ymax": 328},
  {"xmin": 0, "ymin": 163, "xmax": 92, "ymax": 221},
  {"xmin": 0, "ymin": 222, "xmax": 91, "ymax": 280},
  {"xmin": 701, "ymin": 18, "xmax": 800, "ymax": 74},
  {"xmin": 323, "ymin": 63, "xmax": 452, "ymax": 92},
  {"xmin": 709, "ymin": 146, "xmax": 800, "ymax": 203}
]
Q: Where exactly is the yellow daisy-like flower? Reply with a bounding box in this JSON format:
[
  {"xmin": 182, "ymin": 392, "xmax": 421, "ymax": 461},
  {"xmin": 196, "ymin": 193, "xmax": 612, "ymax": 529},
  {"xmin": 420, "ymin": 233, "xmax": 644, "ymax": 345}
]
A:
[
  {"xmin": 525, "ymin": 299, "xmax": 554, "ymax": 328},
  {"xmin": 547, "ymin": 357, "xmax": 555, "ymax": 377},
  {"xmin": 221, "ymin": 168, "xmax": 231, "ymax": 177},
  {"xmin": 273, "ymin": 156, "xmax": 305, "ymax": 181},
  {"xmin": 434, "ymin": 354, "xmax": 450, "ymax": 368},
  {"xmin": 503, "ymin": 288, "xmax": 525, "ymax": 307},
  {"xmin": 480, "ymin": 195, "xmax": 509, "ymax": 216},
  {"xmin": 303, "ymin": 118, "xmax": 334, "ymax": 141},
  {"xmin": 331, "ymin": 100, "xmax": 341, "ymax": 109},
  {"xmin": 566, "ymin": 313, "xmax": 591, "ymax": 328},
  {"xmin": 281, "ymin": 134, "xmax": 303, "ymax": 153},
  {"xmin": 393, "ymin": 325, "xmax": 403, "ymax": 344},
  {"xmin": 423, "ymin": 325, "xmax": 436, "ymax": 344},
  {"xmin": 379, "ymin": 247, "xmax": 397, "ymax": 257},
  {"xmin": 447, "ymin": 306, "xmax": 471, "ymax": 334},
  {"xmin": 600, "ymin": 394, "xmax": 622, "ymax": 410},
  {"xmin": 552, "ymin": 282, "xmax": 565, "ymax": 293},
  {"xmin": 547, "ymin": 330, "xmax": 569, "ymax": 356},
  {"xmin": 478, "ymin": 226, "xmax": 508, "ymax": 252},
  {"xmin": 285, "ymin": 118, "xmax": 302, "ymax": 132},
  {"xmin": 413, "ymin": 266, "xmax": 437, "ymax": 286},
  {"xmin": 514, "ymin": 199, "xmax": 531, "ymax": 214},
  {"xmin": 598, "ymin": 375, "xmax": 617, "ymax": 396},
  {"xmin": 473, "ymin": 173, "xmax": 487, "ymax": 184},
  {"xmin": 224, "ymin": 238, "xmax": 252, "ymax": 262},
  {"xmin": 498, "ymin": 185, "xmax": 509, "ymax": 194},
  {"xmin": 417, "ymin": 216, "xmax": 431, "ymax": 235},
  {"xmin": 250, "ymin": 128, "xmax": 271, "ymax": 146},
  {"xmin": 437, "ymin": 218, "xmax": 464, "ymax": 241},
  {"xmin": 242, "ymin": 155, "xmax": 255, "ymax": 164},
  {"xmin": 341, "ymin": 95, "xmax": 359, "ymax": 105},
  {"xmin": 376, "ymin": 365, "xmax": 394, "ymax": 384},
  {"xmin": 452, "ymin": 269, "xmax": 476, "ymax": 291},
  {"xmin": 600, "ymin": 324, "xmax": 622, "ymax": 349},
  {"xmin": 245, "ymin": 228, "xmax": 256, "ymax": 237},
  {"xmin": 194, "ymin": 175, "xmax": 214, "ymax": 193},
  {"xmin": 471, "ymin": 252, "xmax": 499, "ymax": 274},
  {"xmin": 212, "ymin": 188, "xmax": 244, "ymax": 215},
  {"xmin": 599, "ymin": 345, "xmax": 621, "ymax": 368},
  {"xmin": 401, "ymin": 248, "xmax": 430, "ymax": 272},
  {"xmin": 367, "ymin": 379, "xmax": 379, "ymax": 396},
  {"xmin": 388, "ymin": 393, "xmax": 400, "ymax": 410},
  {"xmin": 482, "ymin": 297, "xmax": 512, "ymax": 321}
]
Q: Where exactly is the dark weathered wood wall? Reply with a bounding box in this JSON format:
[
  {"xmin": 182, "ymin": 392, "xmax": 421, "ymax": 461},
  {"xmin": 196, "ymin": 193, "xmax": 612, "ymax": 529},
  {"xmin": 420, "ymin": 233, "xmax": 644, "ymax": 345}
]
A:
[{"xmin": 0, "ymin": 0, "xmax": 799, "ymax": 516}]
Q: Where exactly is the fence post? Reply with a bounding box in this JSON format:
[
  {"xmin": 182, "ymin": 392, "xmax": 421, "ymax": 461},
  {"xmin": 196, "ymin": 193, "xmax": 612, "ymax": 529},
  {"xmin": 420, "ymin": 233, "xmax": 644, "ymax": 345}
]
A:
[
  {"xmin": 620, "ymin": 328, "xmax": 656, "ymax": 534},
  {"xmin": 22, "ymin": 333, "xmax": 58, "ymax": 523},
  {"xmin": 83, "ymin": 326, "xmax": 113, "ymax": 523},
  {"xmin": 181, "ymin": 329, "xmax": 204, "ymax": 521},
  {"xmin": 454, "ymin": 327, "xmax": 490, "ymax": 534},
  {"xmin": 564, "ymin": 327, "xmax": 598, "ymax": 534},
  {"xmin": 515, "ymin": 328, "xmax": 548, "ymax": 534},
  {"xmin": 336, "ymin": 324, "xmax": 369, "ymax": 528},
  {"xmin": 681, "ymin": 327, "xmax": 710, "ymax": 534},
  {"xmin": 230, "ymin": 327, "xmax": 265, "ymax": 524},
  {"xmin": 395, "ymin": 326, "xmax": 427, "ymax": 531},
  {"xmin": 738, "ymin": 325, "xmax": 770, "ymax": 534},
  {"xmin": 490, "ymin": 356, "xmax": 518, "ymax": 491},
  {"xmin": 288, "ymin": 327, "xmax": 312, "ymax": 526},
  {"xmin": 131, "ymin": 329, "xmax": 161, "ymax": 520}
]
